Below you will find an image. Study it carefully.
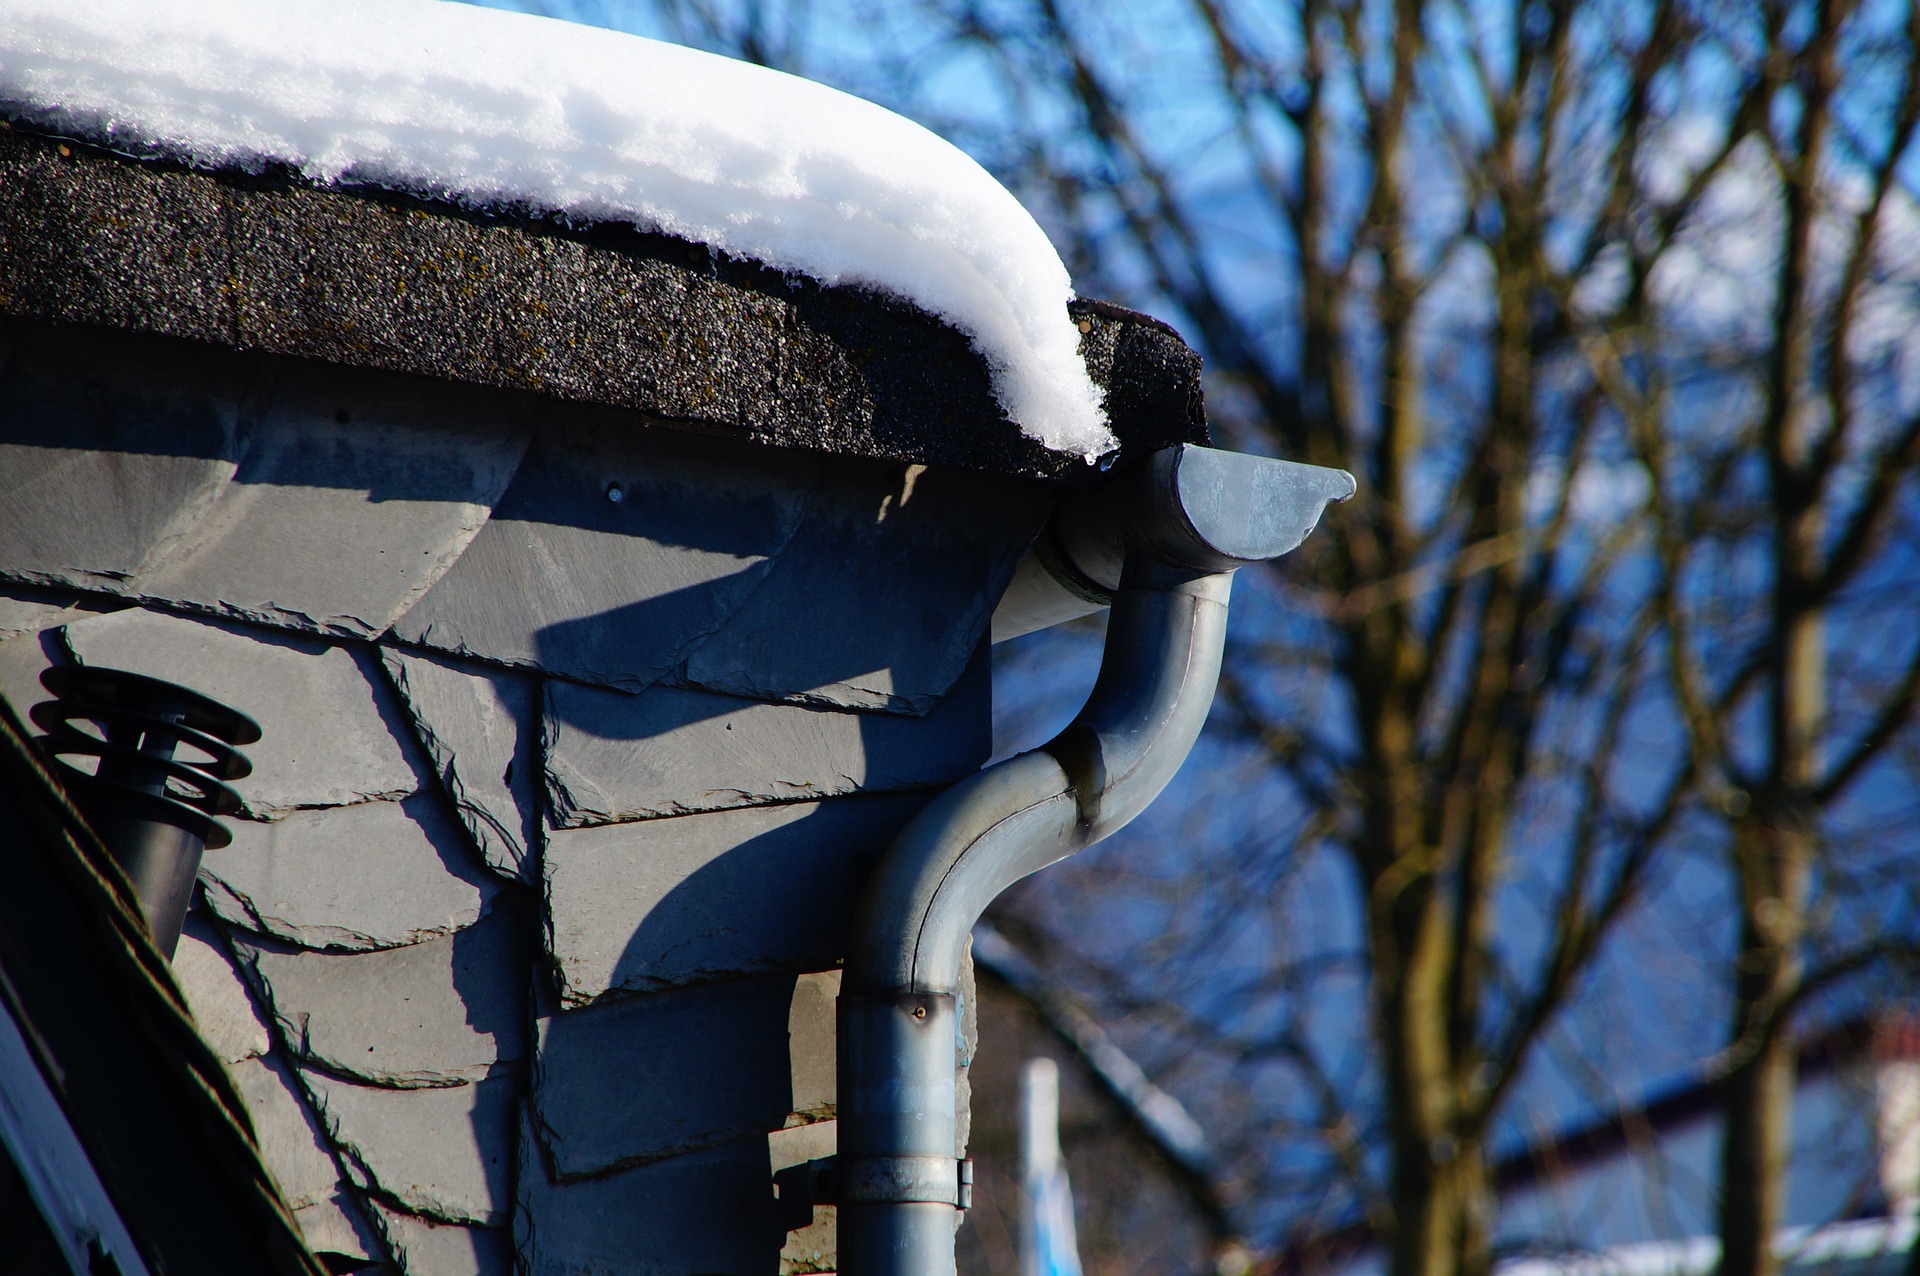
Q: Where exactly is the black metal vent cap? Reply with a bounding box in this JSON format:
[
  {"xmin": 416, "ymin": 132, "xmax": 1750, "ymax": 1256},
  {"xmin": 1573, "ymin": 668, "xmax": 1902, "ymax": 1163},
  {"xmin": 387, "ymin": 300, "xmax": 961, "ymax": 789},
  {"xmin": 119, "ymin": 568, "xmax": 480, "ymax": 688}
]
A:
[{"xmin": 31, "ymin": 666, "xmax": 259, "ymax": 851}]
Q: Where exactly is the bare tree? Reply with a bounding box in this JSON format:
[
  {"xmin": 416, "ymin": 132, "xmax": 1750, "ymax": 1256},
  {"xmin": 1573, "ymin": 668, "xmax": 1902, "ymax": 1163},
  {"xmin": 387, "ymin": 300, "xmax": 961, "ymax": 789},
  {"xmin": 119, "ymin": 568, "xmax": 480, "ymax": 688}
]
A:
[
  {"xmin": 1567, "ymin": 5, "xmax": 1920, "ymax": 1273},
  {"xmin": 877, "ymin": 2, "xmax": 1920, "ymax": 1271},
  {"xmin": 493, "ymin": 1, "xmax": 1920, "ymax": 1272}
]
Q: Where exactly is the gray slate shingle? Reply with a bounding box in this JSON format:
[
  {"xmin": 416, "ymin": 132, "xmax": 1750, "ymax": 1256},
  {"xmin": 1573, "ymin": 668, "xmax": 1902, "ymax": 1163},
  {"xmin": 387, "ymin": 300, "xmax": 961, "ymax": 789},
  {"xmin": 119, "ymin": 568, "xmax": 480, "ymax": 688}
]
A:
[
  {"xmin": 0, "ymin": 324, "xmax": 246, "ymax": 592},
  {"xmin": 380, "ymin": 646, "xmax": 542, "ymax": 883},
  {"xmin": 229, "ymin": 1046, "xmax": 387, "ymax": 1262},
  {"xmin": 0, "ymin": 584, "xmax": 98, "ymax": 643},
  {"xmin": 515, "ymin": 1112, "xmax": 790, "ymax": 1276},
  {"xmin": 61, "ymin": 608, "xmax": 418, "ymax": 815},
  {"xmin": 543, "ymin": 792, "xmax": 931, "ymax": 1004},
  {"xmin": 771, "ymin": 1121, "xmax": 838, "ymax": 1276},
  {"xmin": 293, "ymin": 1188, "xmax": 387, "ymax": 1267},
  {"xmin": 372, "ymin": 1201, "xmax": 514, "ymax": 1276},
  {"xmin": 132, "ymin": 363, "xmax": 531, "ymax": 638},
  {"xmin": 203, "ymin": 792, "xmax": 502, "ymax": 951},
  {"xmin": 174, "ymin": 910, "xmax": 272, "ymax": 1065},
  {"xmin": 232, "ymin": 898, "xmax": 531, "ymax": 1087},
  {"xmin": 304, "ymin": 1068, "xmax": 520, "ymax": 1227},
  {"xmin": 533, "ymin": 970, "xmax": 837, "ymax": 1179},
  {"xmin": 542, "ymin": 645, "xmax": 988, "ymax": 827},
  {"xmin": 0, "ymin": 627, "xmax": 60, "ymax": 734},
  {"xmin": 227, "ymin": 1050, "xmax": 353, "ymax": 1214},
  {"xmin": 391, "ymin": 417, "xmax": 817, "ymax": 693},
  {"xmin": 676, "ymin": 462, "xmax": 1048, "ymax": 714}
]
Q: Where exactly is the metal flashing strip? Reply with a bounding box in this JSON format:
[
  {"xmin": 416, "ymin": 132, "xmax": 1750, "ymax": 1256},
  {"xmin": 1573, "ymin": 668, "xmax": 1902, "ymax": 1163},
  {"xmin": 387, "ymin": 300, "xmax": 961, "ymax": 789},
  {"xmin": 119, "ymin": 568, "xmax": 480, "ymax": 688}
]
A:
[{"xmin": 0, "ymin": 991, "xmax": 153, "ymax": 1276}]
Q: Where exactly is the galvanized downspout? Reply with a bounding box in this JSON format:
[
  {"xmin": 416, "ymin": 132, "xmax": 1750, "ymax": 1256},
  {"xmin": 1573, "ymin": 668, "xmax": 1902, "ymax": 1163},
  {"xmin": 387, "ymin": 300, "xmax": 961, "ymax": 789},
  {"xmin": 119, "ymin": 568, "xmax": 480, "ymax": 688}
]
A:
[{"xmin": 836, "ymin": 444, "xmax": 1355, "ymax": 1276}]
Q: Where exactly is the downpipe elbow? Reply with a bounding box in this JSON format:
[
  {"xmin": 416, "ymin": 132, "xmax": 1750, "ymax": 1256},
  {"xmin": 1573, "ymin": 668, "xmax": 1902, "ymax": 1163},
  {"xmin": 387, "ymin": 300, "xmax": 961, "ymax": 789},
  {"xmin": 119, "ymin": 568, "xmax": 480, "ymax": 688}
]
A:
[{"xmin": 835, "ymin": 445, "xmax": 1352, "ymax": 1276}]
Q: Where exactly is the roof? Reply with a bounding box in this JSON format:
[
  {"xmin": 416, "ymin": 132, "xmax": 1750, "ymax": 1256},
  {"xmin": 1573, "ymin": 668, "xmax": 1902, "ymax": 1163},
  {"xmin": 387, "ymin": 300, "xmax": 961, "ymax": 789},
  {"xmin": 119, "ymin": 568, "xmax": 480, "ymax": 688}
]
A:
[
  {"xmin": 0, "ymin": 0, "xmax": 1113, "ymax": 455},
  {"xmin": 0, "ymin": 124, "xmax": 1208, "ymax": 482}
]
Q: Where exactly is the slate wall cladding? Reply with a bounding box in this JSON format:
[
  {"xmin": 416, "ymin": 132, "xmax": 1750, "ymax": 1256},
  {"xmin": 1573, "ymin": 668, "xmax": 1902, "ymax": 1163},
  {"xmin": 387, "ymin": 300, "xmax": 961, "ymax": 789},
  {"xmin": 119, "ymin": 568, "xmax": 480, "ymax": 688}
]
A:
[
  {"xmin": 0, "ymin": 141, "xmax": 1131, "ymax": 1259},
  {"xmin": 0, "ymin": 386, "xmax": 1005, "ymax": 1273},
  {"xmin": 541, "ymin": 650, "xmax": 986, "ymax": 826},
  {"xmin": 381, "ymin": 648, "xmax": 543, "ymax": 883},
  {"xmin": 0, "ymin": 322, "xmax": 1051, "ymax": 715}
]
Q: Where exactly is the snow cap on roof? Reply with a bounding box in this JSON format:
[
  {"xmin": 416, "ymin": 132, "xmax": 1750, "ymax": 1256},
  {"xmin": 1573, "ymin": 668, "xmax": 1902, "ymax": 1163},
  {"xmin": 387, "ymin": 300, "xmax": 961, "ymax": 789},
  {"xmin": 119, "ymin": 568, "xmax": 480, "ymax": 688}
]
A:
[{"xmin": 0, "ymin": 0, "xmax": 1117, "ymax": 460}]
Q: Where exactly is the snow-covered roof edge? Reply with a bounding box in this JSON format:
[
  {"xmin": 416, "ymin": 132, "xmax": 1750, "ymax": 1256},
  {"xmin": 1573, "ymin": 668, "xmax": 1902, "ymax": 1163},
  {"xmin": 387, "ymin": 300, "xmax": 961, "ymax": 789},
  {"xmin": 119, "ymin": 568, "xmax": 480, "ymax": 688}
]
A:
[
  {"xmin": 0, "ymin": 126, "xmax": 1209, "ymax": 482},
  {"xmin": 0, "ymin": 0, "xmax": 1116, "ymax": 460}
]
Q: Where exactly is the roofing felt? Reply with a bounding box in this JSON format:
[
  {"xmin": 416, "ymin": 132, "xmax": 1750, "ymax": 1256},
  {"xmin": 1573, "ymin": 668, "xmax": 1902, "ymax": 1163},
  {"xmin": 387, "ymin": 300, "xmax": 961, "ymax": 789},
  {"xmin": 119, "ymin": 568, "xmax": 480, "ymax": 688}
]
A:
[{"xmin": 0, "ymin": 125, "xmax": 1208, "ymax": 482}]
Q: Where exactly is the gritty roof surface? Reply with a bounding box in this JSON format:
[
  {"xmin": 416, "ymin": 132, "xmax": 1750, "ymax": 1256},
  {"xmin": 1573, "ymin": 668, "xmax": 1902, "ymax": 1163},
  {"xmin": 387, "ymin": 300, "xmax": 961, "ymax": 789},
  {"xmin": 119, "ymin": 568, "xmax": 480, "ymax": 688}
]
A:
[
  {"xmin": 0, "ymin": 127, "xmax": 1207, "ymax": 481},
  {"xmin": 0, "ymin": 0, "xmax": 1117, "ymax": 454}
]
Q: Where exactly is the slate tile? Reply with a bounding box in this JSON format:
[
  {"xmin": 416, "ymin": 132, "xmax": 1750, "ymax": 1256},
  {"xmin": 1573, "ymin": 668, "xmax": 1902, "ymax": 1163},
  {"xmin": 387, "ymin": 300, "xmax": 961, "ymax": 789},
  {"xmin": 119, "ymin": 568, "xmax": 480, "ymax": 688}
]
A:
[
  {"xmin": 381, "ymin": 647, "xmax": 541, "ymax": 882},
  {"xmin": 227, "ymin": 1050, "xmax": 351, "ymax": 1213},
  {"xmin": 0, "ymin": 627, "xmax": 59, "ymax": 723},
  {"xmin": 134, "ymin": 364, "xmax": 532, "ymax": 638},
  {"xmin": 174, "ymin": 909, "xmax": 272, "ymax": 1065},
  {"xmin": 62, "ymin": 608, "xmax": 418, "ymax": 815},
  {"xmin": 392, "ymin": 415, "xmax": 818, "ymax": 691},
  {"xmin": 771, "ymin": 1122, "xmax": 838, "ymax": 1276},
  {"xmin": 203, "ymin": 793, "xmax": 501, "ymax": 952},
  {"xmin": 680, "ymin": 460, "xmax": 1049, "ymax": 714},
  {"xmin": 231, "ymin": 898, "xmax": 531, "ymax": 1087},
  {"xmin": 516, "ymin": 1110, "xmax": 788, "ymax": 1276},
  {"xmin": 544, "ymin": 792, "xmax": 931, "ymax": 1004},
  {"xmin": 0, "ymin": 584, "xmax": 97, "ymax": 643},
  {"xmin": 957, "ymin": 938, "xmax": 979, "ymax": 1156},
  {"xmin": 304, "ymin": 1069, "xmax": 520, "ymax": 1227},
  {"xmin": 0, "ymin": 326, "xmax": 248, "ymax": 592},
  {"xmin": 296, "ymin": 1188, "xmax": 388, "ymax": 1267},
  {"xmin": 543, "ymin": 644, "xmax": 989, "ymax": 828},
  {"xmin": 533, "ymin": 971, "xmax": 837, "ymax": 1179},
  {"xmin": 371, "ymin": 1201, "xmax": 514, "ymax": 1276},
  {"xmin": 787, "ymin": 971, "xmax": 840, "ymax": 1124}
]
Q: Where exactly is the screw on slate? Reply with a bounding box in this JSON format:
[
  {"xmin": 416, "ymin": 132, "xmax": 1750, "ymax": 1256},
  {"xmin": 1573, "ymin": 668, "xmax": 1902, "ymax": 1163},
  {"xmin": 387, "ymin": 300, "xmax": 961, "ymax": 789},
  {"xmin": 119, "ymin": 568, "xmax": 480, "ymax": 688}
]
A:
[{"xmin": 607, "ymin": 482, "xmax": 625, "ymax": 503}]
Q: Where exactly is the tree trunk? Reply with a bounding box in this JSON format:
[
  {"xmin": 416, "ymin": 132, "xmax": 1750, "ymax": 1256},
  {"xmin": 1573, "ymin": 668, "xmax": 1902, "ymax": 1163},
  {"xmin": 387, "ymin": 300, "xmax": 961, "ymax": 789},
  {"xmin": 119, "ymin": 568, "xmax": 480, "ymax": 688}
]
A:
[
  {"xmin": 1719, "ymin": 600, "xmax": 1821, "ymax": 1276},
  {"xmin": 1717, "ymin": 818, "xmax": 1811, "ymax": 1276},
  {"xmin": 1369, "ymin": 840, "xmax": 1495, "ymax": 1276}
]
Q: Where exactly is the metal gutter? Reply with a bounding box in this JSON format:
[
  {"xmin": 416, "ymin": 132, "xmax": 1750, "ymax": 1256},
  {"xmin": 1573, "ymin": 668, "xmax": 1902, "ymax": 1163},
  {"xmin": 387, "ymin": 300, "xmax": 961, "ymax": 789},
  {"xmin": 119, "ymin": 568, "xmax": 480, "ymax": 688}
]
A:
[{"xmin": 836, "ymin": 443, "xmax": 1355, "ymax": 1276}]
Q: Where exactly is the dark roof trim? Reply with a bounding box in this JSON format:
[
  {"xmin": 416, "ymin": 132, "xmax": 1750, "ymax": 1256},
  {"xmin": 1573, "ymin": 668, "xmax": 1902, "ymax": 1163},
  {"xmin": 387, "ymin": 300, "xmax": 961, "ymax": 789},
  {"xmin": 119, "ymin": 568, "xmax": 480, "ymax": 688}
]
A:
[
  {"xmin": 0, "ymin": 991, "xmax": 153, "ymax": 1273},
  {"xmin": 0, "ymin": 124, "xmax": 1207, "ymax": 483},
  {"xmin": 0, "ymin": 695, "xmax": 325, "ymax": 1275}
]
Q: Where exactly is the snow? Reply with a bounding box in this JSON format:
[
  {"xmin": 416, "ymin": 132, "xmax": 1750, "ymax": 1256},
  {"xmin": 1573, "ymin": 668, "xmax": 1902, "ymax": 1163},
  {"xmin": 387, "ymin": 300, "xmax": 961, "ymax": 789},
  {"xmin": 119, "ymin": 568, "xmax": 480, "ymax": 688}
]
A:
[{"xmin": 0, "ymin": 0, "xmax": 1116, "ymax": 459}]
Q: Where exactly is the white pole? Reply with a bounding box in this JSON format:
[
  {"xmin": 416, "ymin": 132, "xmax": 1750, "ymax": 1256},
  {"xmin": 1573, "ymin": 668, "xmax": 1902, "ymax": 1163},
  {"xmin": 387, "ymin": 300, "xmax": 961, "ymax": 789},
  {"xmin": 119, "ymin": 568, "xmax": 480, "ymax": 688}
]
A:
[{"xmin": 1021, "ymin": 1057, "xmax": 1082, "ymax": 1276}]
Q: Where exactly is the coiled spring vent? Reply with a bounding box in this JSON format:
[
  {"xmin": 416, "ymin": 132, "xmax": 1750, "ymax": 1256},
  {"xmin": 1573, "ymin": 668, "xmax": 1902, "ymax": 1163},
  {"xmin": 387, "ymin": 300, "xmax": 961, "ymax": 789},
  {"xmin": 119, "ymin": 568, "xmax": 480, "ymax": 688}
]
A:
[{"xmin": 32, "ymin": 666, "xmax": 260, "ymax": 957}]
